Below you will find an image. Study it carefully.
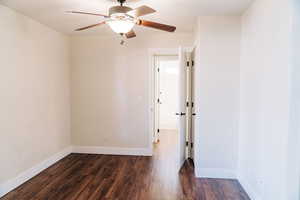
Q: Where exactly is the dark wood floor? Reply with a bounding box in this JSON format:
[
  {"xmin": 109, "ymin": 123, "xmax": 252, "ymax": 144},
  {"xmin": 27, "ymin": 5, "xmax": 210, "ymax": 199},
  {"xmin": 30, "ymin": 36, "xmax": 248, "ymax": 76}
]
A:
[{"xmin": 1, "ymin": 131, "xmax": 250, "ymax": 200}]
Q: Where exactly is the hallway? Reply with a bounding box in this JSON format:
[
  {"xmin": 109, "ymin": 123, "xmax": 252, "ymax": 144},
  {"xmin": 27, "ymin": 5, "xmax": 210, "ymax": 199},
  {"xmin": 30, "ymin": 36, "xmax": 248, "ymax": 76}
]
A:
[
  {"xmin": 1, "ymin": 131, "xmax": 250, "ymax": 200},
  {"xmin": 152, "ymin": 130, "xmax": 250, "ymax": 200}
]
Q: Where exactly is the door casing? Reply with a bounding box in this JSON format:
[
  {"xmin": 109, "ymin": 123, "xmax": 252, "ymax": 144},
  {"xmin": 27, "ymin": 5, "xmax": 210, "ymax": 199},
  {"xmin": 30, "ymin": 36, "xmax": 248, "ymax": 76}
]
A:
[{"xmin": 148, "ymin": 47, "xmax": 194, "ymax": 157}]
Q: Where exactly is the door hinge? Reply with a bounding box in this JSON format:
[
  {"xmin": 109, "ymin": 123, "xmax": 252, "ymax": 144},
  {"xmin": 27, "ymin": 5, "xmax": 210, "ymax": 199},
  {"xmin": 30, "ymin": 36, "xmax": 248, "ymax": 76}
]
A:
[
  {"xmin": 157, "ymin": 129, "xmax": 160, "ymax": 133},
  {"xmin": 192, "ymin": 102, "xmax": 194, "ymax": 107},
  {"xmin": 157, "ymin": 68, "xmax": 160, "ymax": 72},
  {"xmin": 186, "ymin": 142, "xmax": 194, "ymax": 148},
  {"xmin": 186, "ymin": 102, "xmax": 189, "ymax": 107},
  {"xmin": 192, "ymin": 60, "xmax": 194, "ymax": 66},
  {"xmin": 187, "ymin": 61, "xmax": 190, "ymax": 67}
]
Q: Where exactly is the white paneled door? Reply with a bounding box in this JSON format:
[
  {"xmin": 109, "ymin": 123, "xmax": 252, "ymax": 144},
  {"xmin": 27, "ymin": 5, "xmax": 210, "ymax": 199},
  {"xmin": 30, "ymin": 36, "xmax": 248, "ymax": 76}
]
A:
[
  {"xmin": 154, "ymin": 56, "xmax": 160, "ymax": 143},
  {"xmin": 177, "ymin": 47, "xmax": 187, "ymax": 168}
]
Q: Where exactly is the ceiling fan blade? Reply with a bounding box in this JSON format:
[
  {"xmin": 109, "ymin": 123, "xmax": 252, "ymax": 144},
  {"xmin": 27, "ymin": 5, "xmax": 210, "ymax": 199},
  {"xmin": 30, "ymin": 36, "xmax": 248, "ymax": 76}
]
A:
[
  {"xmin": 127, "ymin": 6, "xmax": 156, "ymax": 17},
  {"xmin": 67, "ymin": 11, "xmax": 108, "ymax": 18},
  {"xmin": 125, "ymin": 30, "xmax": 136, "ymax": 39},
  {"xmin": 75, "ymin": 22, "xmax": 106, "ymax": 31},
  {"xmin": 137, "ymin": 20, "xmax": 176, "ymax": 32}
]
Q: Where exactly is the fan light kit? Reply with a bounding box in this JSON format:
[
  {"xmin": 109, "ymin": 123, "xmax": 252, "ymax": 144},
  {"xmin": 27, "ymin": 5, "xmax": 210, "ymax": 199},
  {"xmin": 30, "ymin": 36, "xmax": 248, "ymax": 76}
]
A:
[
  {"xmin": 107, "ymin": 20, "xmax": 134, "ymax": 34},
  {"xmin": 67, "ymin": 0, "xmax": 176, "ymax": 43}
]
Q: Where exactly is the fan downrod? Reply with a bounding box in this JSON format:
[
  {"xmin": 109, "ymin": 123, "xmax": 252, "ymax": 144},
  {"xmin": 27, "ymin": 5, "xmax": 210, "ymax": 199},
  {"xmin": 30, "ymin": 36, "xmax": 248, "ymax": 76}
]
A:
[{"xmin": 117, "ymin": 0, "xmax": 126, "ymax": 6}]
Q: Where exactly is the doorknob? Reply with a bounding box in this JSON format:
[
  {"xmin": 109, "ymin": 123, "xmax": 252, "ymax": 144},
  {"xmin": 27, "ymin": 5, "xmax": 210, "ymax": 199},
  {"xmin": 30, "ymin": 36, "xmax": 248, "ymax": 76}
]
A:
[
  {"xmin": 176, "ymin": 112, "xmax": 186, "ymax": 116},
  {"xmin": 157, "ymin": 98, "xmax": 162, "ymax": 104},
  {"xmin": 192, "ymin": 113, "xmax": 196, "ymax": 116}
]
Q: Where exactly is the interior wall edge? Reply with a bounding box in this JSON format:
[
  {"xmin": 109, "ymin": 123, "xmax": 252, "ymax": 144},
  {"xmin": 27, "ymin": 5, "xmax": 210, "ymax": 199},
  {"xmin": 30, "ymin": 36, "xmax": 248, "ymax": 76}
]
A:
[
  {"xmin": 192, "ymin": 15, "xmax": 241, "ymax": 185},
  {"xmin": 0, "ymin": 4, "xmax": 69, "ymax": 36},
  {"xmin": 0, "ymin": 147, "xmax": 73, "ymax": 198}
]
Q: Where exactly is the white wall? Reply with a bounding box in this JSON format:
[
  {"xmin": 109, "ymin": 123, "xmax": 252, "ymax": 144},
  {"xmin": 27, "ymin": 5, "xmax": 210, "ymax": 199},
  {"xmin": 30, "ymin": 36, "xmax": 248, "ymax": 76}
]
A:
[
  {"xmin": 0, "ymin": 4, "xmax": 70, "ymax": 190},
  {"xmin": 1, "ymin": 2, "xmax": 298, "ymax": 199},
  {"xmin": 70, "ymin": 34, "xmax": 193, "ymax": 150},
  {"xmin": 238, "ymin": 0, "xmax": 293, "ymax": 199},
  {"xmin": 159, "ymin": 57, "xmax": 179, "ymax": 130},
  {"xmin": 193, "ymin": 16, "xmax": 241, "ymax": 178},
  {"xmin": 287, "ymin": 0, "xmax": 300, "ymax": 199}
]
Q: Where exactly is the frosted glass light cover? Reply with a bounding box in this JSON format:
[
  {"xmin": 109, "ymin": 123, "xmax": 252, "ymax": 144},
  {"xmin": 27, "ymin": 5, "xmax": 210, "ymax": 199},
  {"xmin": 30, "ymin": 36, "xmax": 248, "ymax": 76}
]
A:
[{"xmin": 107, "ymin": 20, "xmax": 134, "ymax": 34}]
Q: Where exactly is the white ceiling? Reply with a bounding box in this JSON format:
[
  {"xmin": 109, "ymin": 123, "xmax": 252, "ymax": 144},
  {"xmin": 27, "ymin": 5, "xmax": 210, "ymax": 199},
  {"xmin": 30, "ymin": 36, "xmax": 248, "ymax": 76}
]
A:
[{"xmin": 0, "ymin": 0, "xmax": 252, "ymax": 35}]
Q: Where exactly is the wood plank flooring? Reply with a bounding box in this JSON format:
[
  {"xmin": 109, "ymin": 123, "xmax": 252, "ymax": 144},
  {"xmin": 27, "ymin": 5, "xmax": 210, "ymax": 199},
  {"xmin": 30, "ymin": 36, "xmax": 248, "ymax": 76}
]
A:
[{"xmin": 1, "ymin": 131, "xmax": 250, "ymax": 200}]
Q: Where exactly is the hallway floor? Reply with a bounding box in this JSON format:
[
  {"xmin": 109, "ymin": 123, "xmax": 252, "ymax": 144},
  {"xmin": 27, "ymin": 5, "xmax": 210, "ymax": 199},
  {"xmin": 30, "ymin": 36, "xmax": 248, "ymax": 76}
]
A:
[{"xmin": 1, "ymin": 130, "xmax": 250, "ymax": 200}]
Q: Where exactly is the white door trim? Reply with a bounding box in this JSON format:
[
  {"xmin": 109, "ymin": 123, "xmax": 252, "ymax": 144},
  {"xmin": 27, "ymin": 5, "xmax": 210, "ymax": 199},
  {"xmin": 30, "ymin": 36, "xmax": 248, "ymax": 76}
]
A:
[{"xmin": 148, "ymin": 47, "xmax": 193, "ymax": 155}]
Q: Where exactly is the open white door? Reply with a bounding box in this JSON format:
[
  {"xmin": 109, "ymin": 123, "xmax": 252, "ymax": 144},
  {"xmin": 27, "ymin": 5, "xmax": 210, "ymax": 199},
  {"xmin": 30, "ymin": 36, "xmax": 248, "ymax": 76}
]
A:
[
  {"xmin": 186, "ymin": 51, "xmax": 193, "ymax": 159},
  {"xmin": 177, "ymin": 47, "xmax": 187, "ymax": 168},
  {"xmin": 190, "ymin": 49, "xmax": 195, "ymax": 159},
  {"xmin": 154, "ymin": 56, "xmax": 160, "ymax": 143}
]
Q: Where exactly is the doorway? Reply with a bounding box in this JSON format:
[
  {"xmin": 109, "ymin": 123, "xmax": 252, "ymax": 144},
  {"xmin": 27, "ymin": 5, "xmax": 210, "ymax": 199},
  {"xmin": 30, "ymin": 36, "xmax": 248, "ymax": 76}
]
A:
[
  {"xmin": 150, "ymin": 47, "xmax": 194, "ymax": 170},
  {"xmin": 154, "ymin": 55, "xmax": 179, "ymax": 143}
]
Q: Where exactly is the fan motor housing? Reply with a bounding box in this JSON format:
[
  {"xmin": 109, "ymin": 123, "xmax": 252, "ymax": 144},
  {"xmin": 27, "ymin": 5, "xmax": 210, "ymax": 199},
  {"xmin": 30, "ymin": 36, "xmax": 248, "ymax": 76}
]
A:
[{"xmin": 109, "ymin": 6, "xmax": 132, "ymax": 16}]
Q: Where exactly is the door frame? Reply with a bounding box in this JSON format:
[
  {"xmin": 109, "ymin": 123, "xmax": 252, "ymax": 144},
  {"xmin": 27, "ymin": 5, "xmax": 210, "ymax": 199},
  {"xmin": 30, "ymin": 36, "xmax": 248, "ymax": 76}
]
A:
[
  {"xmin": 148, "ymin": 47, "xmax": 194, "ymax": 155},
  {"xmin": 148, "ymin": 48, "xmax": 178, "ymax": 149},
  {"xmin": 154, "ymin": 55, "xmax": 180, "ymax": 143}
]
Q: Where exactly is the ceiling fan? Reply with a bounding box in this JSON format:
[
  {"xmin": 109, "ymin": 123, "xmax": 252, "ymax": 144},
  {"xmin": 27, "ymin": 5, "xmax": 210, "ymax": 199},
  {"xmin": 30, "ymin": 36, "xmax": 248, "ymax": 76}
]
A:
[{"xmin": 67, "ymin": 0, "xmax": 176, "ymax": 39}]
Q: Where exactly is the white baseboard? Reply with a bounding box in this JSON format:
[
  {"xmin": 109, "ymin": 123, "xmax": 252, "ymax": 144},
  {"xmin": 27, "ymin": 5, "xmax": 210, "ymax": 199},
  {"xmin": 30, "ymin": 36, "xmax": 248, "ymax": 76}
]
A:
[
  {"xmin": 72, "ymin": 146, "xmax": 152, "ymax": 156},
  {"xmin": 195, "ymin": 168, "xmax": 237, "ymax": 179},
  {"xmin": 238, "ymin": 174, "xmax": 262, "ymax": 200},
  {"xmin": 0, "ymin": 146, "xmax": 72, "ymax": 198}
]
